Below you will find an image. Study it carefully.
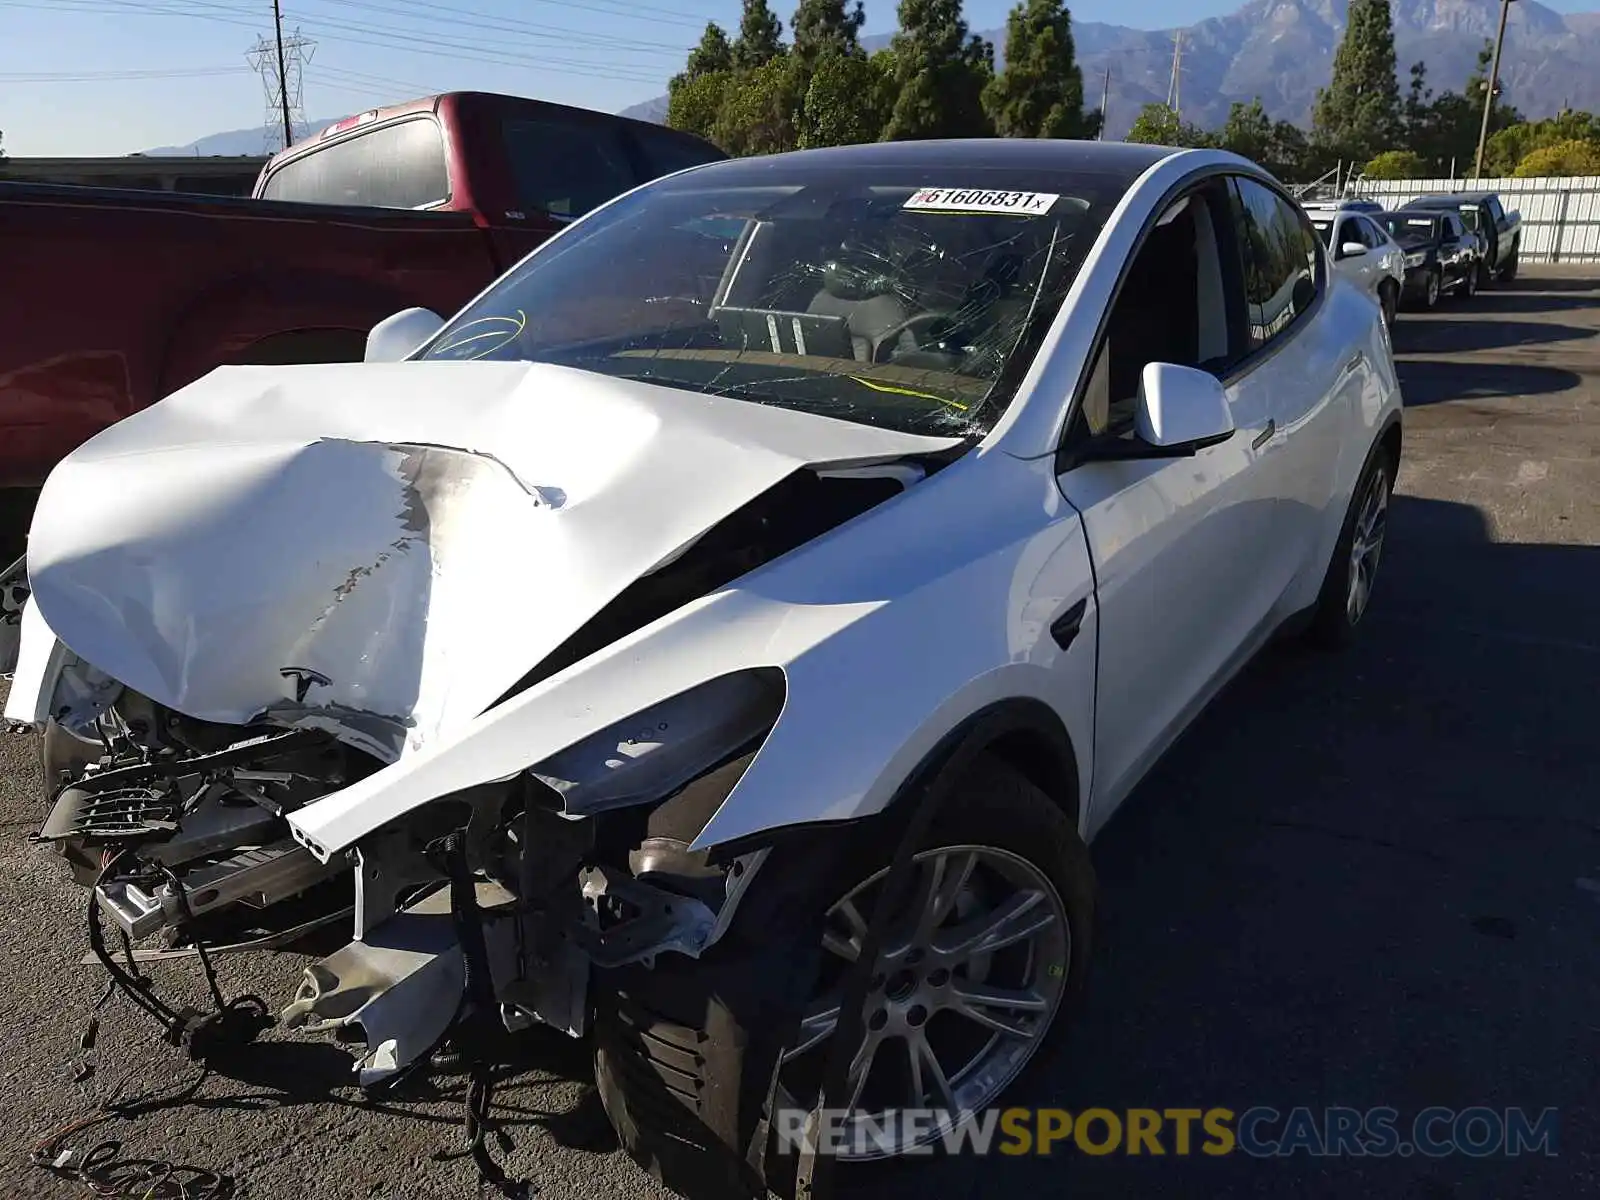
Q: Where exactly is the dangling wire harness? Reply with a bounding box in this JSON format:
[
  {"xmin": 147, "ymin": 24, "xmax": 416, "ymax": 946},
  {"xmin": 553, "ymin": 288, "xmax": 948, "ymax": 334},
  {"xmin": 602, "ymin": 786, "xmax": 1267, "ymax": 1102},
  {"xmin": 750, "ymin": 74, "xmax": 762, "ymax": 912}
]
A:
[{"xmin": 425, "ymin": 827, "xmax": 537, "ymax": 1200}]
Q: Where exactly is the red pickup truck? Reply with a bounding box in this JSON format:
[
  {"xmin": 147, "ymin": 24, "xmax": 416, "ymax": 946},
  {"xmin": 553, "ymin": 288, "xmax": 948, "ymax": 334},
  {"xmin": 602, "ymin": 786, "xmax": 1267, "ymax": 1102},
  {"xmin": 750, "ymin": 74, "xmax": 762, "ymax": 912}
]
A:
[{"xmin": 0, "ymin": 91, "xmax": 723, "ymax": 556}]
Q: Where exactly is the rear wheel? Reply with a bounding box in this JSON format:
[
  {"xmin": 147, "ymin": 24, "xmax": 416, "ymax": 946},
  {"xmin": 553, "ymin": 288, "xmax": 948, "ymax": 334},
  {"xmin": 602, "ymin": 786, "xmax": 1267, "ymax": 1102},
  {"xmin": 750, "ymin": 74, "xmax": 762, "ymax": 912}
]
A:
[
  {"xmin": 594, "ymin": 754, "xmax": 1095, "ymax": 1198},
  {"xmin": 1307, "ymin": 442, "xmax": 1395, "ymax": 649},
  {"xmin": 1378, "ymin": 282, "xmax": 1398, "ymax": 330},
  {"xmin": 1496, "ymin": 245, "xmax": 1520, "ymax": 282}
]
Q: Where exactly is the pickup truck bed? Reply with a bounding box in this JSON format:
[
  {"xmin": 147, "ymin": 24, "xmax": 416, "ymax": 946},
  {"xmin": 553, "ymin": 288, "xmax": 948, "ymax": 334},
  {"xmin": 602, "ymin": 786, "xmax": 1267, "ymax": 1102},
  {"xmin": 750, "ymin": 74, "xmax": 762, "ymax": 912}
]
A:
[{"xmin": 0, "ymin": 181, "xmax": 505, "ymax": 494}]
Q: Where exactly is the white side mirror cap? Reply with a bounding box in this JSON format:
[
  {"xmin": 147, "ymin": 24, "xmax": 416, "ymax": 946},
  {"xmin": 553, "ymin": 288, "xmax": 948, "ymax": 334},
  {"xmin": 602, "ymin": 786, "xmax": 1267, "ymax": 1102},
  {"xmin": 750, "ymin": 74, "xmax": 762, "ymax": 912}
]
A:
[
  {"xmin": 1340, "ymin": 242, "xmax": 1368, "ymax": 259},
  {"xmin": 1135, "ymin": 362, "xmax": 1235, "ymax": 449},
  {"xmin": 365, "ymin": 307, "xmax": 445, "ymax": 363}
]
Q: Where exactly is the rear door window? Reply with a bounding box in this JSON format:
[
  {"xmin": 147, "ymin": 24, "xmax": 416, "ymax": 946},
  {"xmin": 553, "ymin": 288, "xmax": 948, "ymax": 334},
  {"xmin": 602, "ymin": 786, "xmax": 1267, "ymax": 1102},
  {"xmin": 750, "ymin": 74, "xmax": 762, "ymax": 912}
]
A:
[
  {"xmin": 628, "ymin": 126, "xmax": 724, "ymax": 180},
  {"xmin": 260, "ymin": 118, "xmax": 449, "ymax": 208},
  {"xmin": 1229, "ymin": 177, "xmax": 1322, "ymax": 350},
  {"xmin": 502, "ymin": 115, "xmax": 637, "ymax": 222}
]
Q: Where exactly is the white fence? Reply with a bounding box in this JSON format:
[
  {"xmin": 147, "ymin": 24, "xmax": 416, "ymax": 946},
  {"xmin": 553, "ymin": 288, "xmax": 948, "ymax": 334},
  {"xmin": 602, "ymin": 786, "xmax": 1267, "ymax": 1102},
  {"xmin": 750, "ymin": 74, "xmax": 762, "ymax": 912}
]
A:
[{"xmin": 1349, "ymin": 176, "xmax": 1600, "ymax": 264}]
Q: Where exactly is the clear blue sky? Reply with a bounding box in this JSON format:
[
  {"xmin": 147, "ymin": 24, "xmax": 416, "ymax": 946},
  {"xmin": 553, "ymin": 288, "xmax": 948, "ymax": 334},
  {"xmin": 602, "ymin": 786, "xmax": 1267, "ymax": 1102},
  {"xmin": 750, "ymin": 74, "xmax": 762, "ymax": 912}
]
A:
[{"xmin": 1, "ymin": 0, "xmax": 1595, "ymax": 156}]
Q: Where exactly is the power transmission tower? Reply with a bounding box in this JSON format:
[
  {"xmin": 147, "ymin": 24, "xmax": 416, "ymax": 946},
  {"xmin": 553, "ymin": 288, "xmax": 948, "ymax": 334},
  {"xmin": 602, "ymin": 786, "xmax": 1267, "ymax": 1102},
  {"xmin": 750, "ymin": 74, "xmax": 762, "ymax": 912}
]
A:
[{"xmin": 247, "ymin": 4, "xmax": 315, "ymax": 154}]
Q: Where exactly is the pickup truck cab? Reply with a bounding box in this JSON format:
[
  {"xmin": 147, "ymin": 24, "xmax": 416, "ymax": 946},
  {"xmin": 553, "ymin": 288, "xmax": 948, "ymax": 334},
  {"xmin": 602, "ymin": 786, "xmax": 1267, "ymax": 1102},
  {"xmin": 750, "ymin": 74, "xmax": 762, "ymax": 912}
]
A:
[
  {"xmin": 1404, "ymin": 191, "xmax": 1522, "ymax": 285},
  {"xmin": 0, "ymin": 91, "xmax": 724, "ymax": 558}
]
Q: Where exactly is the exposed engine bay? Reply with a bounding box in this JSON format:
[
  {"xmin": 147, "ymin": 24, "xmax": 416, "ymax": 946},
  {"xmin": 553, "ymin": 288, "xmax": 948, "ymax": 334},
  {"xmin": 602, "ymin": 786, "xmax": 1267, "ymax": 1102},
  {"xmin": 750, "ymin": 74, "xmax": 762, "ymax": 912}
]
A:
[
  {"xmin": 5, "ymin": 449, "xmax": 919, "ymax": 1074},
  {"xmin": 2, "ymin": 350, "xmax": 987, "ymax": 1197}
]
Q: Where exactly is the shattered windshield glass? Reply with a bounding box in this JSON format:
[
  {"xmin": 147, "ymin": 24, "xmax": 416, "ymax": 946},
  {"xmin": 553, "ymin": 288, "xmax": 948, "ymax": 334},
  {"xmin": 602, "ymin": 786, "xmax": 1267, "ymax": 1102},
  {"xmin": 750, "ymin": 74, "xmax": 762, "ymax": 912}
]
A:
[{"xmin": 420, "ymin": 167, "xmax": 1125, "ymax": 437}]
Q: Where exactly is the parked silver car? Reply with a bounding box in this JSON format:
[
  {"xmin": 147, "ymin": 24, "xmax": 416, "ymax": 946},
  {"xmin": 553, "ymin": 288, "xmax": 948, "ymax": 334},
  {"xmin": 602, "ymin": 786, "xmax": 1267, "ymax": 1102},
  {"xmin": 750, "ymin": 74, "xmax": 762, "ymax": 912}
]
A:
[{"xmin": 1303, "ymin": 202, "xmax": 1406, "ymax": 328}]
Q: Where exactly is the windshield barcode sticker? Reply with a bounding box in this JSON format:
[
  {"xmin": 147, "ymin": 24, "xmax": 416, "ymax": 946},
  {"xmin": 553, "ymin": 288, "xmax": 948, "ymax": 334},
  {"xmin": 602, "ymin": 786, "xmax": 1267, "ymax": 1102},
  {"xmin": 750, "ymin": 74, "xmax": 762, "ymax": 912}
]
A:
[{"xmin": 903, "ymin": 188, "xmax": 1059, "ymax": 215}]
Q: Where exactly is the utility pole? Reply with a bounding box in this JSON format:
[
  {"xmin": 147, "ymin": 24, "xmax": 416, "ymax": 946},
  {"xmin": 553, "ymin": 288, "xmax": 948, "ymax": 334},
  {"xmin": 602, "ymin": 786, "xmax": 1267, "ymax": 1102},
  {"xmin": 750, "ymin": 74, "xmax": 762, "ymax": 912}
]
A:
[
  {"xmin": 1098, "ymin": 66, "xmax": 1110, "ymax": 140},
  {"xmin": 272, "ymin": 0, "xmax": 293, "ymax": 150},
  {"xmin": 1472, "ymin": 0, "xmax": 1514, "ymax": 180},
  {"xmin": 1167, "ymin": 32, "xmax": 1185, "ymax": 119}
]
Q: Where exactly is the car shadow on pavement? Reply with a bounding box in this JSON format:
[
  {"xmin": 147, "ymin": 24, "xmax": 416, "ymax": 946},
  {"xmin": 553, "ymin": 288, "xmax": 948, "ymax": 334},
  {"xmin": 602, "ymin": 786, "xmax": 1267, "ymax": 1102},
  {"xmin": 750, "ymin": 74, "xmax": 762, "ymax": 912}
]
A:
[
  {"xmin": 1390, "ymin": 317, "xmax": 1596, "ymax": 356},
  {"xmin": 1463, "ymin": 292, "xmax": 1600, "ymax": 316},
  {"xmin": 1495, "ymin": 275, "xmax": 1600, "ymax": 294},
  {"xmin": 844, "ymin": 494, "xmax": 1600, "ymax": 1200},
  {"xmin": 1395, "ymin": 359, "xmax": 1583, "ymax": 406}
]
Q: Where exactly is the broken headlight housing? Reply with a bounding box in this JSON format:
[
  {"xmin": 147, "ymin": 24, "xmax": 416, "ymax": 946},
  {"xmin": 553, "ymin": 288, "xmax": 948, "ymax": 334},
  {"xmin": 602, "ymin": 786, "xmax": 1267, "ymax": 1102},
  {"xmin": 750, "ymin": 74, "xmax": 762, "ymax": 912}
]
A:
[{"xmin": 527, "ymin": 667, "xmax": 785, "ymax": 819}]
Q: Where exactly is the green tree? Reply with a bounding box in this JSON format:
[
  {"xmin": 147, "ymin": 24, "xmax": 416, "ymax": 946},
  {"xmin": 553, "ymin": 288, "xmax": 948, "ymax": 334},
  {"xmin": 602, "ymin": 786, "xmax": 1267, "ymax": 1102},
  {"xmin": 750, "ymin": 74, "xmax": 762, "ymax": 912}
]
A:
[
  {"xmin": 1486, "ymin": 110, "xmax": 1600, "ymax": 175},
  {"xmin": 683, "ymin": 22, "xmax": 734, "ymax": 81},
  {"xmin": 666, "ymin": 70, "xmax": 734, "ymax": 143},
  {"xmin": 981, "ymin": 0, "xmax": 1095, "ymax": 140},
  {"xmin": 1514, "ymin": 138, "xmax": 1600, "ymax": 177},
  {"xmin": 883, "ymin": 0, "xmax": 995, "ymax": 141},
  {"xmin": 730, "ymin": 0, "xmax": 785, "ymax": 72},
  {"xmin": 1125, "ymin": 102, "xmax": 1212, "ymax": 148},
  {"xmin": 1396, "ymin": 43, "xmax": 1520, "ymax": 175},
  {"xmin": 1312, "ymin": 0, "xmax": 1403, "ymax": 165},
  {"xmin": 1219, "ymin": 98, "xmax": 1272, "ymax": 162},
  {"xmin": 712, "ymin": 56, "xmax": 805, "ymax": 155},
  {"xmin": 800, "ymin": 49, "xmax": 895, "ymax": 146},
  {"xmin": 791, "ymin": 0, "xmax": 866, "ymax": 68},
  {"xmin": 1363, "ymin": 148, "xmax": 1428, "ymax": 179}
]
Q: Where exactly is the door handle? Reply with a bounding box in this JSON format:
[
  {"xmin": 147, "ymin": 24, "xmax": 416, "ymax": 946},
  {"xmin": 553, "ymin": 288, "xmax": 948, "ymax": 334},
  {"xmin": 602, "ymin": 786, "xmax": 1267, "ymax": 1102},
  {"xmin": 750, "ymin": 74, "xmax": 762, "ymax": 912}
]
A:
[{"xmin": 1252, "ymin": 418, "xmax": 1276, "ymax": 451}]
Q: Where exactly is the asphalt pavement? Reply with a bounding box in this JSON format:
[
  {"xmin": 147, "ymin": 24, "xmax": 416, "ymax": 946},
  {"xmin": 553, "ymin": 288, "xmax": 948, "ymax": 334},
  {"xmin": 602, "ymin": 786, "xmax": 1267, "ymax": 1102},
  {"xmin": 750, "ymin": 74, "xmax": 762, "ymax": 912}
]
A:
[{"xmin": 2, "ymin": 266, "xmax": 1597, "ymax": 1199}]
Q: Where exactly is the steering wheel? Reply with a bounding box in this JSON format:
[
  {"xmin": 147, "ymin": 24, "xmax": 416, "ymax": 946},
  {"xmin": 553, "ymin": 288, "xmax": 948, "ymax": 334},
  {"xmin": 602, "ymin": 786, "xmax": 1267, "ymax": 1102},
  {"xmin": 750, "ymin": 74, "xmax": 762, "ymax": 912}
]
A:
[{"xmin": 870, "ymin": 310, "xmax": 960, "ymax": 363}]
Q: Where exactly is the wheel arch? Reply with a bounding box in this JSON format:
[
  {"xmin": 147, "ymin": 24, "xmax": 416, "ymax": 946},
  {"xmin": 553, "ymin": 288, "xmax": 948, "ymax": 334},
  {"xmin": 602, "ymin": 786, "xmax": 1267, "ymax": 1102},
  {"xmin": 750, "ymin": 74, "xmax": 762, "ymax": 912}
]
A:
[{"xmin": 708, "ymin": 695, "xmax": 1085, "ymax": 863}]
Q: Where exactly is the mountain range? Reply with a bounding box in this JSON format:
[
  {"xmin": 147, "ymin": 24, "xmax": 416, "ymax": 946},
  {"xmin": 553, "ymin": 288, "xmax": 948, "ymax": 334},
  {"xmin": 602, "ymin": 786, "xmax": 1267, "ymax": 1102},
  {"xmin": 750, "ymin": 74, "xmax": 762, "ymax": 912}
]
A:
[
  {"xmin": 620, "ymin": 0, "xmax": 1600, "ymax": 140},
  {"xmin": 149, "ymin": 0, "xmax": 1600, "ymax": 156}
]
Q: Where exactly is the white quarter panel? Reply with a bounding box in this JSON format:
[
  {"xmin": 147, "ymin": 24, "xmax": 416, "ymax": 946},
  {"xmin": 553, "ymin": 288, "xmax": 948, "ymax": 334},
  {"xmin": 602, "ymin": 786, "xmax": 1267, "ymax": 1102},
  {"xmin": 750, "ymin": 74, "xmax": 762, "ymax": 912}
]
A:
[
  {"xmin": 288, "ymin": 450, "xmax": 1100, "ymax": 859},
  {"xmin": 1270, "ymin": 280, "xmax": 1368, "ymax": 583}
]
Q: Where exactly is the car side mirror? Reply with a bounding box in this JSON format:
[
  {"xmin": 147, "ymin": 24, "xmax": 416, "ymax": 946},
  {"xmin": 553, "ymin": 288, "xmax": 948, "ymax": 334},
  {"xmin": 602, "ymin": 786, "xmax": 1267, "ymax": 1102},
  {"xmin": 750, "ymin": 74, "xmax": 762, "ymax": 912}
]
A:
[
  {"xmin": 1340, "ymin": 242, "xmax": 1368, "ymax": 259},
  {"xmin": 365, "ymin": 307, "xmax": 445, "ymax": 363},
  {"xmin": 1136, "ymin": 362, "xmax": 1235, "ymax": 450},
  {"xmin": 1077, "ymin": 363, "xmax": 1236, "ymax": 464}
]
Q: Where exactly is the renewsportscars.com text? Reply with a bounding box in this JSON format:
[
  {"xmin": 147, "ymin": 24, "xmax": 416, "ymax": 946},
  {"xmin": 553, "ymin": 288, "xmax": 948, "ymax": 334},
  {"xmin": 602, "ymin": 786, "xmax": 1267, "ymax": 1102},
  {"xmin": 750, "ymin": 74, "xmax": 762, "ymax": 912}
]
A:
[{"xmin": 774, "ymin": 1105, "xmax": 1559, "ymax": 1159}]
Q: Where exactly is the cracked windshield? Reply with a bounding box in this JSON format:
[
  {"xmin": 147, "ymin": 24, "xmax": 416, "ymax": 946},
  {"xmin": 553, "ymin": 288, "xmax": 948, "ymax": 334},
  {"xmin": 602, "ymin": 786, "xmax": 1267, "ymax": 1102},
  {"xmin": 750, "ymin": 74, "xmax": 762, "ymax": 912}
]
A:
[{"xmin": 421, "ymin": 171, "xmax": 1119, "ymax": 436}]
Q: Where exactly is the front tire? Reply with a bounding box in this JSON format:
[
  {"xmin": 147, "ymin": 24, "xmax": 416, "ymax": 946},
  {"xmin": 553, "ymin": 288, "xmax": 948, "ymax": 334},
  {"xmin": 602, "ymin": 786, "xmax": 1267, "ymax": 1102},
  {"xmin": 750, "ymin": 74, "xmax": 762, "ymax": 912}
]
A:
[
  {"xmin": 594, "ymin": 754, "xmax": 1095, "ymax": 1198},
  {"xmin": 1307, "ymin": 442, "xmax": 1395, "ymax": 649},
  {"xmin": 1421, "ymin": 267, "xmax": 1442, "ymax": 310}
]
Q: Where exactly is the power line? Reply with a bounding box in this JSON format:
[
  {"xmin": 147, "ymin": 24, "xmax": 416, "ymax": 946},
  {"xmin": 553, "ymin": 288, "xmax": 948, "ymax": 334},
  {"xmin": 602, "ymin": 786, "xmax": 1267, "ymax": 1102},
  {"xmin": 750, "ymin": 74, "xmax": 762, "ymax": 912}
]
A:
[
  {"xmin": 0, "ymin": 66, "xmax": 252, "ymax": 81},
  {"xmin": 293, "ymin": 0, "xmax": 691, "ymax": 57},
  {"xmin": 14, "ymin": 0, "xmax": 679, "ymax": 84},
  {"xmin": 297, "ymin": 0, "xmax": 701, "ymax": 37}
]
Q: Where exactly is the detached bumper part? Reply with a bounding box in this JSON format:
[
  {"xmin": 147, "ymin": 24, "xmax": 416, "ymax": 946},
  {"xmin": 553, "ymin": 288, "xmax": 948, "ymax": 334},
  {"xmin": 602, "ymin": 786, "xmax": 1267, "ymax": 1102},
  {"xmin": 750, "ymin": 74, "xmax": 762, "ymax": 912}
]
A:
[
  {"xmin": 281, "ymin": 905, "xmax": 467, "ymax": 1087},
  {"xmin": 280, "ymin": 883, "xmax": 535, "ymax": 1088}
]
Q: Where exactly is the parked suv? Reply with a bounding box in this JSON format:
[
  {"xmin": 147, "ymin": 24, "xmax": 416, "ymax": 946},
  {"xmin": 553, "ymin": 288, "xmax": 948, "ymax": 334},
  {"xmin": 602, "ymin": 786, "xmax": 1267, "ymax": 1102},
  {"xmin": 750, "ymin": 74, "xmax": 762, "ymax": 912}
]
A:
[
  {"xmin": 1379, "ymin": 207, "xmax": 1482, "ymax": 310},
  {"xmin": 1304, "ymin": 202, "xmax": 1406, "ymax": 328}
]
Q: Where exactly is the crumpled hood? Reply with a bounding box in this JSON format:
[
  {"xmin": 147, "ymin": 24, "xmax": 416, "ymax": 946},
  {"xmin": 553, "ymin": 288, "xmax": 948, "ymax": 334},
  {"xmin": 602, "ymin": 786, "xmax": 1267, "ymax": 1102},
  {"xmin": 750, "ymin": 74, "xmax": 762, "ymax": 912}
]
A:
[{"xmin": 26, "ymin": 360, "xmax": 955, "ymax": 759}]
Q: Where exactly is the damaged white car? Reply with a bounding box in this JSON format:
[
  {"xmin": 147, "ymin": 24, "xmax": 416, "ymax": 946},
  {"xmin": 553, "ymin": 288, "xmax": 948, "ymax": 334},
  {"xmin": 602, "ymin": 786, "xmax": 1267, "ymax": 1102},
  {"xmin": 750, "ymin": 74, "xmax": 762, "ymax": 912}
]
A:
[{"xmin": 2, "ymin": 140, "xmax": 1400, "ymax": 1196}]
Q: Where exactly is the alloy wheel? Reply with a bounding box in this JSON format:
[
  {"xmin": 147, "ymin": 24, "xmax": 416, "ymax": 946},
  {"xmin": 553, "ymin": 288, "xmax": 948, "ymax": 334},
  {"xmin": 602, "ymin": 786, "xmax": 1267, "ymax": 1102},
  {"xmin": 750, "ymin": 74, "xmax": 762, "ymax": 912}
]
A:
[
  {"xmin": 780, "ymin": 844, "xmax": 1071, "ymax": 1159},
  {"xmin": 1346, "ymin": 466, "xmax": 1390, "ymax": 625},
  {"xmin": 1426, "ymin": 271, "xmax": 1440, "ymax": 308}
]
